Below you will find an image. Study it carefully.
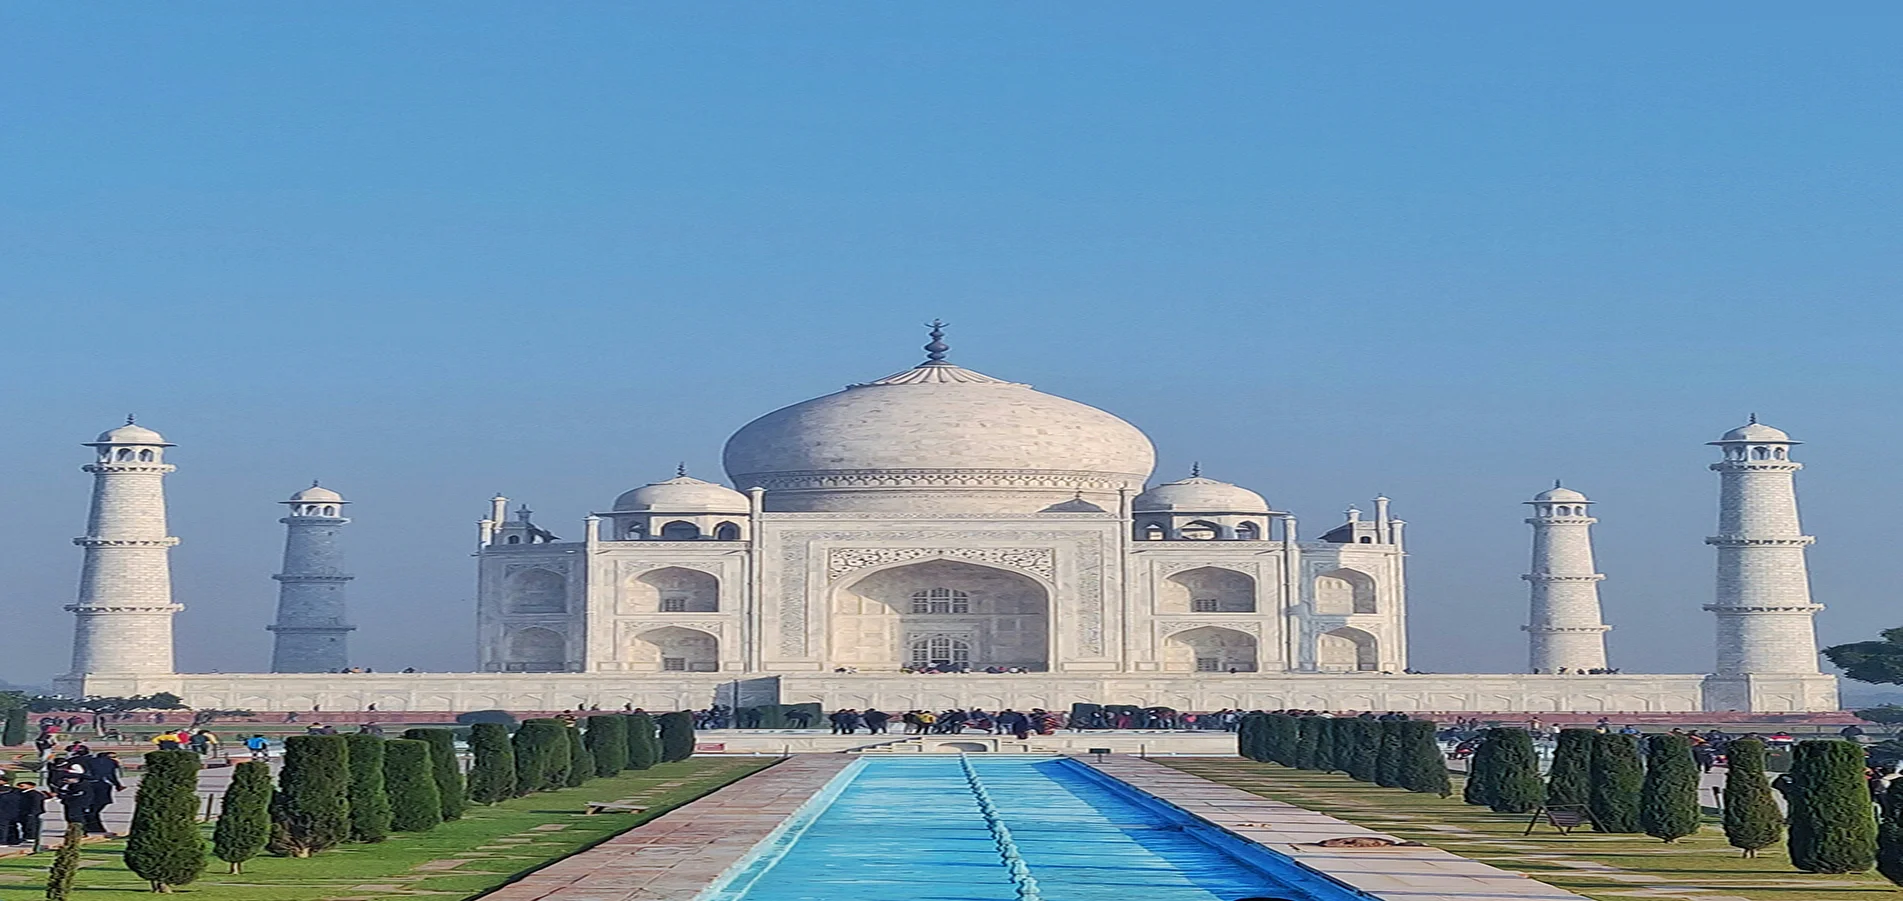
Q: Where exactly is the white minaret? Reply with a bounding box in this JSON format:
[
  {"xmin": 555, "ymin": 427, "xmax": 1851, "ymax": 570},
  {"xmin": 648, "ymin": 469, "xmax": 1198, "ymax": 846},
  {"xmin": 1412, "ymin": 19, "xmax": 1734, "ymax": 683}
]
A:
[
  {"xmin": 1702, "ymin": 418, "xmax": 1837, "ymax": 711},
  {"xmin": 1522, "ymin": 484, "xmax": 1609, "ymax": 674},
  {"xmin": 268, "ymin": 483, "xmax": 356, "ymax": 673},
  {"xmin": 62, "ymin": 419, "xmax": 183, "ymax": 687}
]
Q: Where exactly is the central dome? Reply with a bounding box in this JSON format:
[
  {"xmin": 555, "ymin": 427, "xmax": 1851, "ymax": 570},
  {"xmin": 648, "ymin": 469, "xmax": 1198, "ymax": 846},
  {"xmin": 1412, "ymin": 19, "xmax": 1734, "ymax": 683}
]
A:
[{"xmin": 723, "ymin": 334, "xmax": 1155, "ymax": 513}]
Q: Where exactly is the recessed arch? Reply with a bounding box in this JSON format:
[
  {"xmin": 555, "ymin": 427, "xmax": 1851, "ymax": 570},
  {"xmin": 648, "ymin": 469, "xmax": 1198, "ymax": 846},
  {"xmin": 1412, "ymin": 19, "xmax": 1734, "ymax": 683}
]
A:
[
  {"xmin": 1314, "ymin": 567, "xmax": 1377, "ymax": 615},
  {"xmin": 713, "ymin": 521, "xmax": 742, "ymax": 541},
  {"xmin": 629, "ymin": 566, "xmax": 719, "ymax": 613},
  {"xmin": 829, "ymin": 559, "xmax": 1049, "ymax": 672},
  {"xmin": 1179, "ymin": 520, "xmax": 1220, "ymax": 540},
  {"xmin": 504, "ymin": 568, "xmax": 567, "ymax": 614},
  {"xmin": 505, "ymin": 627, "xmax": 566, "ymax": 672},
  {"xmin": 659, "ymin": 520, "xmax": 701, "ymax": 540},
  {"xmin": 631, "ymin": 626, "xmax": 719, "ymax": 672},
  {"xmin": 1163, "ymin": 626, "xmax": 1257, "ymax": 673},
  {"xmin": 1317, "ymin": 626, "xmax": 1378, "ymax": 672},
  {"xmin": 1161, "ymin": 566, "xmax": 1256, "ymax": 614}
]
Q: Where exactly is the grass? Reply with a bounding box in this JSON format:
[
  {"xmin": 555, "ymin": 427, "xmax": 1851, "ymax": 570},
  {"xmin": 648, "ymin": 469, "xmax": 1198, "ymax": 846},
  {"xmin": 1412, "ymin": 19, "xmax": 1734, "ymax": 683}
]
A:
[
  {"xmin": 0, "ymin": 757, "xmax": 772, "ymax": 900},
  {"xmin": 1164, "ymin": 758, "xmax": 1901, "ymax": 901}
]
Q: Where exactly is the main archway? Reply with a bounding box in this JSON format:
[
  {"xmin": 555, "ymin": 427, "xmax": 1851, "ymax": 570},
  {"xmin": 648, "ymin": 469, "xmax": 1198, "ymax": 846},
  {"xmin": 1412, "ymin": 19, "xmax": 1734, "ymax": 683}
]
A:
[{"xmin": 830, "ymin": 559, "xmax": 1050, "ymax": 672}]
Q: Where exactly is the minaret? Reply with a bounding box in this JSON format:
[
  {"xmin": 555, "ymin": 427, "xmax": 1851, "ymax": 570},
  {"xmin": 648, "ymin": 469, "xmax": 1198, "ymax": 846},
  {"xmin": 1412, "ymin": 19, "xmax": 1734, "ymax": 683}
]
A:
[
  {"xmin": 1704, "ymin": 419, "xmax": 1829, "ymax": 710},
  {"xmin": 1522, "ymin": 483, "xmax": 1609, "ymax": 674},
  {"xmin": 63, "ymin": 418, "xmax": 183, "ymax": 686},
  {"xmin": 268, "ymin": 483, "xmax": 356, "ymax": 672}
]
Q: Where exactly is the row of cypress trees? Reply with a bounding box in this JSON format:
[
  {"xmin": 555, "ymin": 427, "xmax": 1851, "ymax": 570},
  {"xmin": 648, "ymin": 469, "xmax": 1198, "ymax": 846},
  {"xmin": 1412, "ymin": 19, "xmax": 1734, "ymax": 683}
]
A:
[
  {"xmin": 106, "ymin": 713, "xmax": 699, "ymax": 893},
  {"xmin": 1237, "ymin": 713, "xmax": 1450, "ymax": 796}
]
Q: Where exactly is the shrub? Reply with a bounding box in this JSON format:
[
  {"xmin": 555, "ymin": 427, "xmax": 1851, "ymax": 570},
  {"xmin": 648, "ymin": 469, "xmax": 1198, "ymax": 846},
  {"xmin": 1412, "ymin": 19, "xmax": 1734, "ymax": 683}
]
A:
[
  {"xmin": 512, "ymin": 721, "xmax": 563, "ymax": 795},
  {"xmin": 1348, "ymin": 720, "xmax": 1380, "ymax": 783},
  {"xmin": 1588, "ymin": 733, "xmax": 1643, "ymax": 833},
  {"xmin": 1264, "ymin": 714, "xmax": 1297, "ymax": 765},
  {"xmin": 1787, "ymin": 739, "xmax": 1876, "ymax": 873},
  {"xmin": 125, "ymin": 749, "xmax": 207, "ymax": 892},
  {"xmin": 563, "ymin": 725, "xmax": 590, "ymax": 787},
  {"xmin": 1722, "ymin": 738, "xmax": 1783, "ymax": 858},
  {"xmin": 1293, "ymin": 717, "xmax": 1320, "ymax": 769},
  {"xmin": 454, "ymin": 709, "xmax": 516, "ymax": 727},
  {"xmin": 343, "ymin": 733, "xmax": 392, "ymax": 843},
  {"xmin": 45, "ymin": 829, "xmax": 83, "ymax": 900},
  {"xmin": 584, "ymin": 716, "xmax": 629, "ymax": 777},
  {"xmin": 1374, "ymin": 721, "xmax": 1405, "ymax": 788},
  {"xmin": 1313, "ymin": 717, "xmax": 1340, "ymax": 773},
  {"xmin": 1879, "ymin": 779, "xmax": 1903, "ymax": 885},
  {"xmin": 212, "ymin": 761, "xmax": 272, "ymax": 874},
  {"xmin": 386, "ymin": 738, "xmax": 443, "ymax": 832},
  {"xmin": 1462, "ymin": 730, "xmax": 1495, "ymax": 807},
  {"xmin": 1640, "ymin": 734, "xmax": 1701, "ymax": 842},
  {"xmin": 625, "ymin": 713, "xmax": 659, "ymax": 770},
  {"xmin": 1545, "ymin": 729, "xmax": 1594, "ymax": 809},
  {"xmin": 403, "ymin": 728, "xmax": 466, "ymax": 821},
  {"xmin": 466, "ymin": 722, "xmax": 515, "ymax": 804},
  {"xmin": 269, "ymin": 734, "xmax": 352, "ymax": 857},
  {"xmin": 1397, "ymin": 720, "xmax": 1451, "ymax": 796},
  {"xmin": 658, "ymin": 711, "xmax": 696, "ymax": 762},
  {"xmin": 1, "ymin": 706, "xmax": 24, "ymax": 747},
  {"xmin": 1235, "ymin": 714, "xmax": 1260, "ymax": 760},
  {"xmin": 1488, "ymin": 728, "xmax": 1543, "ymax": 814}
]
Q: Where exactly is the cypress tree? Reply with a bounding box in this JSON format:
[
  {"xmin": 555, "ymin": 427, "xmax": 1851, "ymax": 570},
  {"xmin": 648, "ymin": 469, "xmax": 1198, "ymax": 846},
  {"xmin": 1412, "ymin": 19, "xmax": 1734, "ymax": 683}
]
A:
[
  {"xmin": 270, "ymin": 734, "xmax": 352, "ymax": 857},
  {"xmin": 1787, "ymin": 739, "xmax": 1876, "ymax": 873},
  {"xmin": 1588, "ymin": 732, "xmax": 1643, "ymax": 833},
  {"xmin": 1349, "ymin": 720, "xmax": 1380, "ymax": 782},
  {"xmin": 1878, "ymin": 778, "xmax": 1903, "ymax": 885},
  {"xmin": 563, "ymin": 726, "xmax": 590, "ymax": 787},
  {"xmin": 212, "ymin": 760, "xmax": 271, "ymax": 874},
  {"xmin": 625, "ymin": 713, "xmax": 660, "ymax": 770},
  {"xmin": 343, "ymin": 733, "xmax": 392, "ymax": 843},
  {"xmin": 1722, "ymin": 738, "xmax": 1783, "ymax": 858},
  {"xmin": 512, "ymin": 721, "xmax": 559, "ymax": 795},
  {"xmin": 1545, "ymin": 729, "xmax": 1595, "ymax": 809},
  {"xmin": 1293, "ymin": 717, "xmax": 1320, "ymax": 770},
  {"xmin": 403, "ymin": 728, "xmax": 466, "ymax": 821},
  {"xmin": 1461, "ymin": 730, "xmax": 1495, "ymax": 807},
  {"xmin": 1265, "ymin": 714, "xmax": 1297, "ymax": 765},
  {"xmin": 584, "ymin": 715, "xmax": 629, "ymax": 778},
  {"xmin": 1397, "ymin": 720, "xmax": 1451, "ymax": 797},
  {"xmin": 1374, "ymin": 721, "xmax": 1405, "ymax": 788},
  {"xmin": 658, "ymin": 711, "xmax": 696, "ymax": 762},
  {"xmin": 1235, "ymin": 714, "xmax": 1260, "ymax": 760},
  {"xmin": 1640, "ymin": 734, "xmax": 1701, "ymax": 842},
  {"xmin": 45, "ymin": 829, "xmax": 83, "ymax": 901},
  {"xmin": 386, "ymin": 738, "xmax": 442, "ymax": 832},
  {"xmin": 466, "ymin": 722, "xmax": 516, "ymax": 804},
  {"xmin": 1489, "ymin": 728, "xmax": 1544, "ymax": 814},
  {"xmin": 1, "ymin": 706, "xmax": 24, "ymax": 747},
  {"xmin": 124, "ymin": 749, "xmax": 207, "ymax": 893},
  {"xmin": 1313, "ymin": 717, "xmax": 1340, "ymax": 773}
]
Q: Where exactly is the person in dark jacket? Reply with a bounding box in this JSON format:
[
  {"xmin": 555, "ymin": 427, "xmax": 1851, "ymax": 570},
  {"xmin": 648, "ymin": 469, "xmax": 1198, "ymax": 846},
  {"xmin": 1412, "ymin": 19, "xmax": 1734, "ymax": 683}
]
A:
[{"xmin": 4, "ymin": 782, "xmax": 46, "ymax": 845}]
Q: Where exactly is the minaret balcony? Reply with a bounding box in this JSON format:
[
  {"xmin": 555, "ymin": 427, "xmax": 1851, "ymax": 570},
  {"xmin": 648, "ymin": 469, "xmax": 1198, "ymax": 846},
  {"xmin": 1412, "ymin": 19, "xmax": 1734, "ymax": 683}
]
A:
[
  {"xmin": 1520, "ymin": 573, "xmax": 1606, "ymax": 583},
  {"xmin": 73, "ymin": 536, "xmax": 180, "ymax": 548},
  {"xmin": 271, "ymin": 573, "xmax": 355, "ymax": 583},
  {"xmin": 1708, "ymin": 461, "xmax": 1801, "ymax": 473},
  {"xmin": 1704, "ymin": 535, "xmax": 1814, "ymax": 547},
  {"xmin": 1522, "ymin": 624, "xmax": 1611, "ymax": 633},
  {"xmin": 1703, "ymin": 603, "xmax": 1825, "ymax": 613},
  {"xmin": 64, "ymin": 603, "xmax": 185, "ymax": 613}
]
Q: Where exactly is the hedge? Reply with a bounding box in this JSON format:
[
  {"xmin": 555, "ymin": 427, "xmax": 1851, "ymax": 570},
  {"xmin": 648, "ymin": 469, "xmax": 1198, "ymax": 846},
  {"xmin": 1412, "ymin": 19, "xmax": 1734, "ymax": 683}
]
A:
[
  {"xmin": 1788, "ymin": 739, "xmax": 1876, "ymax": 873},
  {"xmin": 1397, "ymin": 720, "xmax": 1451, "ymax": 796},
  {"xmin": 343, "ymin": 733, "xmax": 392, "ymax": 843},
  {"xmin": 1545, "ymin": 729, "xmax": 1594, "ymax": 809},
  {"xmin": 125, "ymin": 749, "xmax": 207, "ymax": 892},
  {"xmin": 269, "ymin": 734, "xmax": 352, "ymax": 857},
  {"xmin": 625, "ymin": 713, "xmax": 660, "ymax": 770},
  {"xmin": 466, "ymin": 722, "xmax": 516, "ymax": 804},
  {"xmin": 1374, "ymin": 721, "xmax": 1404, "ymax": 788},
  {"xmin": 658, "ymin": 711, "xmax": 696, "ymax": 762},
  {"xmin": 403, "ymin": 728, "xmax": 466, "ymax": 821},
  {"xmin": 1293, "ymin": 716, "xmax": 1320, "ymax": 770},
  {"xmin": 1722, "ymin": 738, "xmax": 1783, "ymax": 858},
  {"xmin": 386, "ymin": 738, "xmax": 443, "ymax": 832},
  {"xmin": 1313, "ymin": 716, "xmax": 1340, "ymax": 773},
  {"xmin": 212, "ymin": 760, "xmax": 272, "ymax": 874},
  {"xmin": 1487, "ymin": 728, "xmax": 1543, "ymax": 814},
  {"xmin": 1640, "ymin": 734, "xmax": 1701, "ymax": 842},
  {"xmin": 512, "ymin": 721, "xmax": 567, "ymax": 795},
  {"xmin": 1348, "ymin": 720, "xmax": 1380, "ymax": 783},
  {"xmin": 584, "ymin": 715, "xmax": 630, "ymax": 777},
  {"xmin": 1588, "ymin": 732, "xmax": 1643, "ymax": 833},
  {"xmin": 563, "ymin": 725, "xmax": 591, "ymax": 787}
]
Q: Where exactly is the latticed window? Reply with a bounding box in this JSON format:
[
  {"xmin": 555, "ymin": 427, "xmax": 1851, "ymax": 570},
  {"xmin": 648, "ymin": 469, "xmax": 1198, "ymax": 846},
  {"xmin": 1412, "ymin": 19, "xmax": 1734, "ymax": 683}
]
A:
[
  {"xmin": 661, "ymin": 657, "xmax": 687, "ymax": 671},
  {"xmin": 660, "ymin": 596, "xmax": 688, "ymax": 612},
  {"xmin": 910, "ymin": 587, "xmax": 970, "ymax": 614},
  {"xmin": 1195, "ymin": 657, "xmax": 1222, "ymax": 672},
  {"xmin": 1191, "ymin": 598, "xmax": 1220, "ymax": 612},
  {"xmin": 910, "ymin": 636, "xmax": 971, "ymax": 667}
]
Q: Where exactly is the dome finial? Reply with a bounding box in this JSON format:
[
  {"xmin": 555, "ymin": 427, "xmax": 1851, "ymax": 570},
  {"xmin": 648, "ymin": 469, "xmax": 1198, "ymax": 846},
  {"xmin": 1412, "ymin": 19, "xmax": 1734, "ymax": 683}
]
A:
[
  {"xmin": 1190, "ymin": 461, "xmax": 1201, "ymax": 478},
  {"xmin": 1554, "ymin": 478, "xmax": 1563, "ymax": 489},
  {"xmin": 677, "ymin": 461, "xmax": 688, "ymax": 478},
  {"xmin": 923, "ymin": 319, "xmax": 950, "ymax": 363},
  {"xmin": 312, "ymin": 479, "xmax": 322, "ymax": 488},
  {"xmin": 126, "ymin": 413, "xmax": 136, "ymax": 425},
  {"xmin": 1748, "ymin": 412, "xmax": 1758, "ymax": 424}
]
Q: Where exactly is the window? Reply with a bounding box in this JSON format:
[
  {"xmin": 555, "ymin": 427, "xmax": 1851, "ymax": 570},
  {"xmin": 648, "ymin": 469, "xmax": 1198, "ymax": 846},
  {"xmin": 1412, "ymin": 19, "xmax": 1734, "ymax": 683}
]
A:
[
  {"xmin": 1195, "ymin": 657, "xmax": 1222, "ymax": 672},
  {"xmin": 909, "ymin": 636, "xmax": 971, "ymax": 668},
  {"xmin": 910, "ymin": 587, "xmax": 970, "ymax": 614},
  {"xmin": 660, "ymin": 521, "xmax": 701, "ymax": 540},
  {"xmin": 1358, "ymin": 536, "xmax": 1373, "ymax": 543},
  {"xmin": 1143, "ymin": 524, "xmax": 1166, "ymax": 541},
  {"xmin": 713, "ymin": 522, "xmax": 741, "ymax": 541},
  {"xmin": 661, "ymin": 657, "xmax": 687, "ymax": 671},
  {"xmin": 138, "ymin": 449, "xmax": 155, "ymax": 462},
  {"xmin": 1236, "ymin": 522, "xmax": 1261, "ymax": 540},
  {"xmin": 1180, "ymin": 521, "xmax": 1219, "ymax": 540},
  {"xmin": 1192, "ymin": 598, "xmax": 1220, "ymax": 612},
  {"xmin": 660, "ymin": 596, "xmax": 688, "ymax": 612},
  {"xmin": 506, "ymin": 535, "xmax": 521, "ymax": 544}
]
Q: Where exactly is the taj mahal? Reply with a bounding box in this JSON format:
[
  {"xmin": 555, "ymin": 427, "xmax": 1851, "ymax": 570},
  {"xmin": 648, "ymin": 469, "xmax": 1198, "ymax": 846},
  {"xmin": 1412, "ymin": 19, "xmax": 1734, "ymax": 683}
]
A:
[{"xmin": 52, "ymin": 325, "xmax": 1840, "ymax": 714}]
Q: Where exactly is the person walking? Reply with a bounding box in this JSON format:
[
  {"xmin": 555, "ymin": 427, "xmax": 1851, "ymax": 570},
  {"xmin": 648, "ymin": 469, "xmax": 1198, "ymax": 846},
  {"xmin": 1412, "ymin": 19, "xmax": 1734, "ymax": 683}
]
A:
[
  {"xmin": 863, "ymin": 708, "xmax": 890, "ymax": 734},
  {"xmin": 244, "ymin": 734, "xmax": 270, "ymax": 760},
  {"xmin": 4, "ymin": 781, "xmax": 45, "ymax": 846},
  {"xmin": 80, "ymin": 752, "xmax": 124, "ymax": 836}
]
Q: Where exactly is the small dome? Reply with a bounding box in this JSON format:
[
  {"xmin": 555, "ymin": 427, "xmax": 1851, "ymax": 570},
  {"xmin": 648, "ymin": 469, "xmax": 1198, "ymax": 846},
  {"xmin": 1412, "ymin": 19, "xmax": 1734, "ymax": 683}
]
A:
[
  {"xmin": 1717, "ymin": 421, "xmax": 1792, "ymax": 443},
  {"xmin": 1133, "ymin": 476, "xmax": 1269, "ymax": 514},
  {"xmin": 289, "ymin": 483, "xmax": 345, "ymax": 503},
  {"xmin": 613, "ymin": 475, "xmax": 750, "ymax": 513},
  {"xmin": 89, "ymin": 423, "xmax": 170, "ymax": 446},
  {"xmin": 1532, "ymin": 485, "xmax": 1588, "ymax": 503}
]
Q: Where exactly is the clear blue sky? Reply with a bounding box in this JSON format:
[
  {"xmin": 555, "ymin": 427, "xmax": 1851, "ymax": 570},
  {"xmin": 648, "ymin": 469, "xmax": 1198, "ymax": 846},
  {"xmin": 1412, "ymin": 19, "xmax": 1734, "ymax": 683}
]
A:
[{"xmin": 3, "ymin": 3, "xmax": 1901, "ymax": 685}]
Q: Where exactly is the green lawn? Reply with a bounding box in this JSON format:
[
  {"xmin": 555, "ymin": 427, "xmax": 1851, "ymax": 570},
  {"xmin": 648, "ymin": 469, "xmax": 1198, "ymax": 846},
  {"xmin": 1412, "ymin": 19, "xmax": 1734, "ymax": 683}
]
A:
[
  {"xmin": 0, "ymin": 757, "xmax": 773, "ymax": 900},
  {"xmin": 1164, "ymin": 758, "xmax": 1902, "ymax": 901}
]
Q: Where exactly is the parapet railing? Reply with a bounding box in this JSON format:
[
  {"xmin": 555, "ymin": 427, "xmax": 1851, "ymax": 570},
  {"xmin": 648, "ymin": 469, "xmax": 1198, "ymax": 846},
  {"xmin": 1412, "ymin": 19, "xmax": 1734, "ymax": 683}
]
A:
[{"xmin": 958, "ymin": 754, "xmax": 1044, "ymax": 901}]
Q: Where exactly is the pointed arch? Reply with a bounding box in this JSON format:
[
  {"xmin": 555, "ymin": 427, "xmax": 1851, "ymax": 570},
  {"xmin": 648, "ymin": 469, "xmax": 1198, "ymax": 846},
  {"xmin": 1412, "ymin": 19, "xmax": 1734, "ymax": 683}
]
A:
[
  {"xmin": 505, "ymin": 568, "xmax": 567, "ymax": 613},
  {"xmin": 1163, "ymin": 626, "xmax": 1257, "ymax": 673},
  {"xmin": 1314, "ymin": 567, "xmax": 1377, "ymax": 614},
  {"xmin": 631, "ymin": 626, "xmax": 719, "ymax": 672},
  {"xmin": 1317, "ymin": 626, "xmax": 1378, "ymax": 672},
  {"xmin": 1161, "ymin": 566, "xmax": 1256, "ymax": 613},
  {"xmin": 629, "ymin": 566, "xmax": 719, "ymax": 613},
  {"xmin": 505, "ymin": 627, "xmax": 566, "ymax": 672}
]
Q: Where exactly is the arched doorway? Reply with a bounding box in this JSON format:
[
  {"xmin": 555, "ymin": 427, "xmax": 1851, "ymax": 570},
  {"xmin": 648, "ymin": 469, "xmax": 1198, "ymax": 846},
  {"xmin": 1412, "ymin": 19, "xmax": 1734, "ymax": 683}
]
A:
[
  {"xmin": 1163, "ymin": 626, "xmax": 1257, "ymax": 673},
  {"xmin": 1314, "ymin": 568, "xmax": 1376, "ymax": 614},
  {"xmin": 631, "ymin": 626, "xmax": 720, "ymax": 672},
  {"xmin": 1317, "ymin": 626, "xmax": 1378, "ymax": 672},
  {"xmin": 1162, "ymin": 567, "xmax": 1256, "ymax": 613},
  {"xmin": 626, "ymin": 567, "xmax": 719, "ymax": 612},
  {"xmin": 831, "ymin": 559, "xmax": 1050, "ymax": 672}
]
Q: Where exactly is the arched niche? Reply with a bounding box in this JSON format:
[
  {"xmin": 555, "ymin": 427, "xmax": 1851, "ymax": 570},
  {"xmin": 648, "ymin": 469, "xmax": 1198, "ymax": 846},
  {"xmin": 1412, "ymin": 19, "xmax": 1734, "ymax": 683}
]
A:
[
  {"xmin": 506, "ymin": 627, "xmax": 566, "ymax": 672},
  {"xmin": 830, "ymin": 559, "xmax": 1049, "ymax": 672},
  {"xmin": 1163, "ymin": 626, "xmax": 1257, "ymax": 673},
  {"xmin": 505, "ymin": 568, "xmax": 567, "ymax": 614},
  {"xmin": 1316, "ymin": 626, "xmax": 1378, "ymax": 672},
  {"xmin": 1160, "ymin": 566, "xmax": 1256, "ymax": 614},
  {"xmin": 1314, "ymin": 567, "xmax": 1377, "ymax": 615},
  {"xmin": 627, "ymin": 566, "xmax": 719, "ymax": 613},
  {"xmin": 631, "ymin": 626, "xmax": 719, "ymax": 672}
]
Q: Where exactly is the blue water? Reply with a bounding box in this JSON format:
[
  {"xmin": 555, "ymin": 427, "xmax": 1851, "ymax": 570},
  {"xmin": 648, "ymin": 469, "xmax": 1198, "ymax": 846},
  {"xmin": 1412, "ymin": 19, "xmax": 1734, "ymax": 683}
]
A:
[{"xmin": 704, "ymin": 757, "xmax": 1369, "ymax": 901}]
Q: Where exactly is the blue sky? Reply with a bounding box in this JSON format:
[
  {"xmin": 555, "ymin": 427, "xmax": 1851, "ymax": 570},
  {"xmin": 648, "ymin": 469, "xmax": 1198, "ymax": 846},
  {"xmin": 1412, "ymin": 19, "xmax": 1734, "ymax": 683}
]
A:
[{"xmin": 3, "ymin": 4, "xmax": 1901, "ymax": 684}]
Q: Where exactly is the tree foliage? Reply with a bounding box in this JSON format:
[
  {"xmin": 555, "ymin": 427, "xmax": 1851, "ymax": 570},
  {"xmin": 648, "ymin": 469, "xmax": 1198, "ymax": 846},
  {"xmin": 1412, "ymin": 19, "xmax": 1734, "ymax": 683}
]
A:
[
  {"xmin": 1348, "ymin": 720, "xmax": 1380, "ymax": 783},
  {"xmin": 1293, "ymin": 717, "xmax": 1320, "ymax": 770},
  {"xmin": 1374, "ymin": 721, "xmax": 1405, "ymax": 788},
  {"xmin": 125, "ymin": 750, "xmax": 207, "ymax": 893},
  {"xmin": 624, "ymin": 714, "xmax": 659, "ymax": 771},
  {"xmin": 403, "ymin": 728, "xmax": 466, "ymax": 821},
  {"xmin": 1461, "ymin": 730, "xmax": 1496, "ymax": 807},
  {"xmin": 386, "ymin": 738, "xmax": 443, "ymax": 832},
  {"xmin": 1545, "ymin": 729, "xmax": 1594, "ymax": 809},
  {"xmin": 1487, "ymin": 728, "xmax": 1544, "ymax": 814},
  {"xmin": 1397, "ymin": 720, "xmax": 1451, "ymax": 796},
  {"xmin": 563, "ymin": 726, "xmax": 590, "ymax": 787},
  {"xmin": 1879, "ymin": 779, "xmax": 1903, "ymax": 886},
  {"xmin": 1722, "ymin": 738, "xmax": 1783, "ymax": 857},
  {"xmin": 1588, "ymin": 733, "xmax": 1643, "ymax": 833},
  {"xmin": 1235, "ymin": 714, "xmax": 1261, "ymax": 761},
  {"xmin": 657, "ymin": 711, "xmax": 696, "ymax": 762},
  {"xmin": 512, "ymin": 721, "xmax": 567, "ymax": 795},
  {"xmin": 343, "ymin": 733, "xmax": 392, "ymax": 844},
  {"xmin": 583, "ymin": 716, "xmax": 629, "ymax": 778},
  {"xmin": 466, "ymin": 722, "xmax": 515, "ymax": 804},
  {"xmin": 1825, "ymin": 626, "xmax": 1903, "ymax": 685},
  {"xmin": 269, "ymin": 735, "xmax": 352, "ymax": 858},
  {"xmin": 1, "ymin": 705, "xmax": 24, "ymax": 747},
  {"xmin": 1640, "ymin": 734, "xmax": 1701, "ymax": 842},
  {"xmin": 1787, "ymin": 739, "xmax": 1877, "ymax": 873},
  {"xmin": 45, "ymin": 829, "xmax": 83, "ymax": 901},
  {"xmin": 212, "ymin": 761, "xmax": 272, "ymax": 874}
]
